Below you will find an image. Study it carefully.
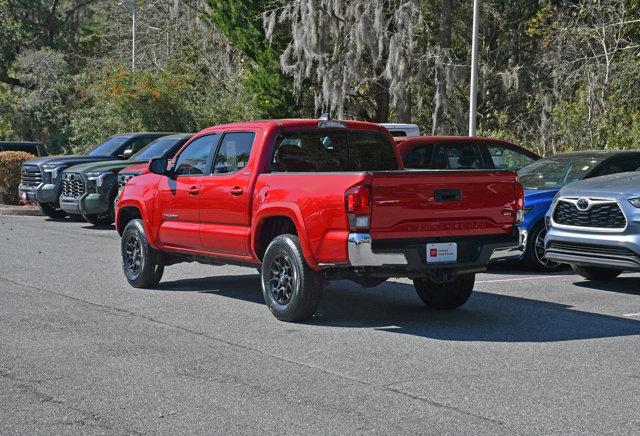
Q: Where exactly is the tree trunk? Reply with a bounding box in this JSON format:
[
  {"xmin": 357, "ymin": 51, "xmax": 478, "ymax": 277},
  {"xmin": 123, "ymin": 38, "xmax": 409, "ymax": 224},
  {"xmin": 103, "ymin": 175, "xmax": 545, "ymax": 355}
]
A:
[
  {"xmin": 432, "ymin": 0, "xmax": 453, "ymax": 135},
  {"xmin": 372, "ymin": 78, "xmax": 390, "ymax": 123},
  {"xmin": 395, "ymin": 88, "xmax": 412, "ymax": 123}
]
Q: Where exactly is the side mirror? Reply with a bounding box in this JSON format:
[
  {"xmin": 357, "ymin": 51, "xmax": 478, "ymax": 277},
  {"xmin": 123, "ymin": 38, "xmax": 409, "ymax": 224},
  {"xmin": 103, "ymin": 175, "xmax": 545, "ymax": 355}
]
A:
[
  {"xmin": 149, "ymin": 158, "xmax": 169, "ymax": 176},
  {"xmin": 118, "ymin": 149, "xmax": 134, "ymax": 159}
]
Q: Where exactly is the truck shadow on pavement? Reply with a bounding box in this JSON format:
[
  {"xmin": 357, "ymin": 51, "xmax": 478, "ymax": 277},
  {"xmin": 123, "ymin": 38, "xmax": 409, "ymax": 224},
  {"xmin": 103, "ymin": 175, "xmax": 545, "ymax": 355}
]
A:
[
  {"xmin": 573, "ymin": 277, "xmax": 640, "ymax": 296},
  {"xmin": 158, "ymin": 274, "xmax": 640, "ymax": 343},
  {"xmin": 486, "ymin": 261, "xmax": 574, "ymax": 276}
]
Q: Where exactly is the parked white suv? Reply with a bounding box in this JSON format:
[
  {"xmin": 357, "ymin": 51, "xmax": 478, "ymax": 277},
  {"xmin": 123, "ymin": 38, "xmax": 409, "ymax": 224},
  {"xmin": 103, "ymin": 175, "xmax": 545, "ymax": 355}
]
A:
[{"xmin": 380, "ymin": 123, "xmax": 421, "ymax": 137}]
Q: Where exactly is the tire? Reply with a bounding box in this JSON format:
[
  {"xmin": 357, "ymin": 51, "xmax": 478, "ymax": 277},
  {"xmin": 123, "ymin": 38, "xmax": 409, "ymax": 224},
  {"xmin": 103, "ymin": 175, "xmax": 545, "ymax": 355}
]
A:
[
  {"xmin": 526, "ymin": 222, "xmax": 563, "ymax": 272},
  {"xmin": 39, "ymin": 202, "xmax": 66, "ymax": 219},
  {"xmin": 261, "ymin": 234, "xmax": 323, "ymax": 322},
  {"xmin": 571, "ymin": 265, "xmax": 622, "ymax": 281},
  {"xmin": 413, "ymin": 274, "xmax": 475, "ymax": 310},
  {"xmin": 121, "ymin": 219, "xmax": 164, "ymax": 288},
  {"xmin": 83, "ymin": 212, "xmax": 112, "ymax": 226}
]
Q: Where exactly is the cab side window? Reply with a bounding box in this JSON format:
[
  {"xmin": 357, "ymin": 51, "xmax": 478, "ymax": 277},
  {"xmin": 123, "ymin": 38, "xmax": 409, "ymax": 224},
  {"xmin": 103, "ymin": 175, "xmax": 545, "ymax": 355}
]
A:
[
  {"xmin": 487, "ymin": 144, "xmax": 536, "ymax": 170},
  {"xmin": 590, "ymin": 156, "xmax": 640, "ymax": 177},
  {"xmin": 173, "ymin": 135, "xmax": 218, "ymax": 176},
  {"xmin": 213, "ymin": 132, "xmax": 256, "ymax": 174},
  {"xmin": 125, "ymin": 136, "xmax": 155, "ymax": 155}
]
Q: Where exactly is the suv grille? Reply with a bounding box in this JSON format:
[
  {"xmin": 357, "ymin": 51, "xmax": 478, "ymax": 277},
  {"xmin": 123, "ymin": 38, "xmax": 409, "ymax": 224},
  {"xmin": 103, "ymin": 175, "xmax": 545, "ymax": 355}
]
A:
[
  {"xmin": 62, "ymin": 173, "xmax": 85, "ymax": 198},
  {"xmin": 20, "ymin": 165, "xmax": 42, "ymax": 187},
  {"xmin": 553, "ymin": 201, "xmax": 626, "ymax": 229}
]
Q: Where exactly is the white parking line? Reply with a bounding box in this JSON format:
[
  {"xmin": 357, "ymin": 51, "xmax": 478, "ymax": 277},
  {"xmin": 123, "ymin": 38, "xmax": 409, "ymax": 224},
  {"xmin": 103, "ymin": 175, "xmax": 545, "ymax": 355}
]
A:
[
  {"xmin": 477, "ymin": 275, "xmax": 563, "ymax": 284},
  {"xmin": 622, "ymin": 312, "xmax": 640, "ymax": 317}
]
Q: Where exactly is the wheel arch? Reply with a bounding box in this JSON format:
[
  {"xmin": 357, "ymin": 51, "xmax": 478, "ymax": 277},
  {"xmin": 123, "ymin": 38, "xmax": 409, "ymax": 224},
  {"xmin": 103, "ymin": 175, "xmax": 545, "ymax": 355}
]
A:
[{"xmin": 252, "ymin": 203, "xmax": 318, "ymax": 269}]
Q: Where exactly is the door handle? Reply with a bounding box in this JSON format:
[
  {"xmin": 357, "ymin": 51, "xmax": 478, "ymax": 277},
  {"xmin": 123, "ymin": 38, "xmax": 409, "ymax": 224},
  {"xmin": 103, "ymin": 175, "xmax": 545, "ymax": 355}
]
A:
[
  {"xmin": 229, "ymin": 187, "xmax": 244, "ymax": 196},
  {"xmin": 187, "ymin": 186, "xmax": 200, "ymax": 196}
]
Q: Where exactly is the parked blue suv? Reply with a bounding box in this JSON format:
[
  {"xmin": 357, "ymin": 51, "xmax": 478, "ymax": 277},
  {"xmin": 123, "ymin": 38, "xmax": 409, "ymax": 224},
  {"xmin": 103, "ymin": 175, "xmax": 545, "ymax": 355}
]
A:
[{"xmin": 515, "ymin": 151, "xmax": 640, "ymax": 271}]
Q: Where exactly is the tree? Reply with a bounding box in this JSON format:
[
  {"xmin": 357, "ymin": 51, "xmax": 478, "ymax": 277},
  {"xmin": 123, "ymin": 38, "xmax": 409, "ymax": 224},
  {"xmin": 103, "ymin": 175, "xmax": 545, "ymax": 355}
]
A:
[
  {"xmin": 204, "ymin": 0, "xmax": 301, "ymax": 118},
  {"xmin": 263, "ymin": 0, "xmax": 425, "ymax": 122}
]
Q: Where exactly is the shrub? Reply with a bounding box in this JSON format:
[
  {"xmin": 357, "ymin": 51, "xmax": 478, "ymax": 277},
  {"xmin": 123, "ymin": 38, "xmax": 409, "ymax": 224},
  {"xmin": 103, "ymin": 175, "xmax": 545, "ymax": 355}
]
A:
[{"xmin": 0, "ymin": 151, "xmax": 35, "ymax": 204}]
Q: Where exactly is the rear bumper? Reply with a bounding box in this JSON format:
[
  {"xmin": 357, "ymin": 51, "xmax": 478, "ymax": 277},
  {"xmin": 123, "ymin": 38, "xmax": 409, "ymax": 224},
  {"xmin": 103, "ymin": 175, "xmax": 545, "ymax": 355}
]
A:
[
  {"xmin": 545, "ymin": 227, "xmax": 640, "ymax": 271},
  {"xmin": 489, "ymin": 228, "xmax": 527, "ymax": 261},
  {"xmin": 347, "ymin": 231, "xmax": 521, "ymax": 276}
]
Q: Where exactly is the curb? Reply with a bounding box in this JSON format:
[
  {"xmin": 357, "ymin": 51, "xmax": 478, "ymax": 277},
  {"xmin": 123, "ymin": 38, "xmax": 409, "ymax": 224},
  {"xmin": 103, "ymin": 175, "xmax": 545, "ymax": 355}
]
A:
[{"xmin": 0, "ymin": 205, "xmax": 43, "ymax": 216}]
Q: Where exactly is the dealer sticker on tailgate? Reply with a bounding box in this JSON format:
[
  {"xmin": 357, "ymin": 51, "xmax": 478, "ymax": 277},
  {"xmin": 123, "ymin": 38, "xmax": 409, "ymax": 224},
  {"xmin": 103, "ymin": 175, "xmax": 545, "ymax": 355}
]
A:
[{"xmin": 426, "ymin": 243, "xmax": 457, "ymax": 263}]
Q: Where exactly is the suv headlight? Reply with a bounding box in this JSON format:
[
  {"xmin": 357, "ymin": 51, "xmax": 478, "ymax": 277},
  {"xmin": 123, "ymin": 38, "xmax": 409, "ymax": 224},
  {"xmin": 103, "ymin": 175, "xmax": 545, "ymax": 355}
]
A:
[
  {"xmin": 628, "ymin": 197, "xmax": 640, "ymax": 208},
  {"xmin": 86, "ymin": 171, "xmax": 112, "ymax": 188}
]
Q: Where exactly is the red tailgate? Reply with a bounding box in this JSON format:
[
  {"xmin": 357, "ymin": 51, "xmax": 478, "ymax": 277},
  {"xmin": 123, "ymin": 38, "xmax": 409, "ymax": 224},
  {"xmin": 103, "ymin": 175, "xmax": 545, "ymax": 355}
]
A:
[{"xmin": 369, "ymin": 171, "xmax": 519, "ymax": 239}]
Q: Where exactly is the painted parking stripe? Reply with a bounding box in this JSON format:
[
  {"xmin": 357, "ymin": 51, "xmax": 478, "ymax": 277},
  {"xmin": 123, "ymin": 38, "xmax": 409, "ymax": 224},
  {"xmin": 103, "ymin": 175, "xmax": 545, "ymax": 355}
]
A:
[{"xmin": 476, "ymin": 275, "xmax": 564, "ymax": 284}]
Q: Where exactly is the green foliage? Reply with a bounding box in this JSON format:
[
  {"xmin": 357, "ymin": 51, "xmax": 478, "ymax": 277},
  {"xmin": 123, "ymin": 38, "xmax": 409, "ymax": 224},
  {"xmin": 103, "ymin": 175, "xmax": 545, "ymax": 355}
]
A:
[
  {"xmin": 0, "ymin": 85, "xmax": 17, "ymax": 138},
  {"xmin": 12, "ymin": 48, "xmax": 74, "ymax": 152},
  {"xmin": 0, "ymin": 151, "xmax": 35, "ymax": 204},
  {"xmin": 0, "ymin": 0, "xmax": 22, "ymax": 72},
  {"xmin": 70, "ymin": 65, "xmax": 258, "ymax": 153},
  {"xmin": 552, "ymin": 89, "xmax": 640, "ymax": 152},
  {"xmin": 204, "ymin": 0, "xmax": 300, "ymax": 118}
]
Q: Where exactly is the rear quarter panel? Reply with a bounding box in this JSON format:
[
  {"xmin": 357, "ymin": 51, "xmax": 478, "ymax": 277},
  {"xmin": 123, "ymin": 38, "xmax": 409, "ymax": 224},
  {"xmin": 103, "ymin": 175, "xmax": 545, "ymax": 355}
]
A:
[{"xmin": 253, "ymin": 173, "xmax": 369, "ymax": 266}]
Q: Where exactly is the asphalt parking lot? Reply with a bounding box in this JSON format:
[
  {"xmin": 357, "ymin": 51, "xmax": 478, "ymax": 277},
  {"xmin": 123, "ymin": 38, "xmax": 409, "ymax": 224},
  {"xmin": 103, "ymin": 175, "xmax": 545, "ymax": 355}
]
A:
[{"xmin": 1, "ymin": 216, "xmax": 639, "ymax": 434}]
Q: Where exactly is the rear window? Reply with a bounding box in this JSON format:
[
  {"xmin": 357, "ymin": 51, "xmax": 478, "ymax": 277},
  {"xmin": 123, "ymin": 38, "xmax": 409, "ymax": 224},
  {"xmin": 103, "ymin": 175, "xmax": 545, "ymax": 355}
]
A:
[
  {"xmin": 270, "ymin": 130, "xmax": 397, "ymax": 172},
  {"xmin": 0, "ymin": 144, "xmax": 39, "ymax": 155}
]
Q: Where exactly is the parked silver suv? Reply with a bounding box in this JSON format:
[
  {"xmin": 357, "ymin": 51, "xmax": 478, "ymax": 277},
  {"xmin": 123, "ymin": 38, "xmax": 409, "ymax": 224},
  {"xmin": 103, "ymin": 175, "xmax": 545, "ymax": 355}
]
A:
[{"xmin": 544, "ymin": 171, "xmax": 640, "ymax": 280}]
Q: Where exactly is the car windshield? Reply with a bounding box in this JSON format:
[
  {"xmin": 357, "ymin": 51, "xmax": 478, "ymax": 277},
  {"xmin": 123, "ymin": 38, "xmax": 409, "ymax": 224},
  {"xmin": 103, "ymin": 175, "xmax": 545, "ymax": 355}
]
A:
[
  {"xmin": 88, "ymin": 135, "xmax": 132, "ymax": 156},
  {"xmin": 518, "ymin": 155, "xmax": 607, "ymax": 190},
  {"xmin": 132, "ymin": 137, "xmax": 183, "ymax": 161}
]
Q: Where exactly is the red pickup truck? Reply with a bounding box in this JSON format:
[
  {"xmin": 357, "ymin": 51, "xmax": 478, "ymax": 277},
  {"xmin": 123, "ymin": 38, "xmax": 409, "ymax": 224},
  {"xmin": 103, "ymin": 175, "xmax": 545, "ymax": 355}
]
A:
[{"xmin": 115, "ymin": 119, "xmax": 525, "ymax": 322}]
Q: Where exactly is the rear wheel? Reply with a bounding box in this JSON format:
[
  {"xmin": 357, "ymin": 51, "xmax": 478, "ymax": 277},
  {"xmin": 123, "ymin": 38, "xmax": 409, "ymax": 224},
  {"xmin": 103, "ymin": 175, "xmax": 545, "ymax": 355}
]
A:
[
  {"xmin": 413, "ymin": 274, "xmax": 475, "ymax": 310},
  {"xmin": 39, "ymin": 202, "xmax": 66, "ymax": 219},
  {"xmin": 121, "ymin": 219, "xmax": 164, "ymax": 288},
  {"xmin": 526, "ymin": 222, "xmax": 563, "ymax": 272},
  {"xmin": 261, "ymin": 234, "xmax": 323, "ymax": 322},
  {"xmin": 571, "ymin": 265, "xmax": 622, "ymax": 281}
]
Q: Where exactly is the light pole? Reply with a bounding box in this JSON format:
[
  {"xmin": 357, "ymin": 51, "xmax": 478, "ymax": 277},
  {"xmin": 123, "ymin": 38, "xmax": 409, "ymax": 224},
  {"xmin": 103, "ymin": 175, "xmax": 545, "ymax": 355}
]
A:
[
  {"xmin": 118, "ymin": 0, "xmax": 137, "ymax": 70},
  {"xmin": 468, "ymin": 0, "xmax": 480, "ymax": 136}
]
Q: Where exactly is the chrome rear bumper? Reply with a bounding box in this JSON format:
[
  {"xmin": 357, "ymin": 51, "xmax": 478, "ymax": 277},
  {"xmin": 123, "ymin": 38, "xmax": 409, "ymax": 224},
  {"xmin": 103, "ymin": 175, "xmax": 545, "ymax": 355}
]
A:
[
  {"xmin": 490, "ymin": 228, "xmax": 528, "ymax": 262},
  {"xmin": 347, "ymin": 233, "xmax": 408, "ymax": 266}
]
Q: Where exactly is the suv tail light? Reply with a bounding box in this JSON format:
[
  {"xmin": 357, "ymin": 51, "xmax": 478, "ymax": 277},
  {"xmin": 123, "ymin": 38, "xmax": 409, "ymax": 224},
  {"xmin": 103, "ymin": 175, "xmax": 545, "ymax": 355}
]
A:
[
  {"xmin": 345, "ymin": 184, "xmax": 371, "ymax": 232},
  {"xmin": 514, "ymin": 180, "xmax": 525, "ymax": 224}
]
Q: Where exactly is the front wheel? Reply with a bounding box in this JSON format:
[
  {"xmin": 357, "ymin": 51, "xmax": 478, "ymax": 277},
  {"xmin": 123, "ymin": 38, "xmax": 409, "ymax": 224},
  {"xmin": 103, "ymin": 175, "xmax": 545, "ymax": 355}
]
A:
[
  {"xmin": 261, "ymin": 234, "xmax": 323, "ymax": 322},
  {"xmin": 39, "ymin": 202, "xmax": 66, "ymax": 219},
  {"xmin": 413, "ymin": 274, "xmax": 475, "ymax": 310},
  {"xmin": 571, "ymin": 265, "xmax": 622, "ymax": 281},
  {"xmin": 121, "ymin": 219, "xmax": 164, "ymax": 288},
  {"xmin": 526, "ymin": 223, "xmax": 563, "ymax": 272}
]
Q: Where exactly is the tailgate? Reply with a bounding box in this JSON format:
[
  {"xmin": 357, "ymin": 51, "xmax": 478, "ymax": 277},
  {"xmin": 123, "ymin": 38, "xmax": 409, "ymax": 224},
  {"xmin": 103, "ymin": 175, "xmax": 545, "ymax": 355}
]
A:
[{"xmin": 369, "ymin": 170, "xmax": 518, "ymax": 240}]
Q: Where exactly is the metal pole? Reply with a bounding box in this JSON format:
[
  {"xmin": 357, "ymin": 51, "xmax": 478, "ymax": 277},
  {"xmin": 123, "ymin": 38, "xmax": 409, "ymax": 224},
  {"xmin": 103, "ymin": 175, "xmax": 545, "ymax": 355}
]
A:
[
  {"xmin": 468, "ymin": 0, "xmax": 480, "ymax": 136},
  {"xmin": 131, "ymin": 1, "xmax": 136, "ymax": 70}
]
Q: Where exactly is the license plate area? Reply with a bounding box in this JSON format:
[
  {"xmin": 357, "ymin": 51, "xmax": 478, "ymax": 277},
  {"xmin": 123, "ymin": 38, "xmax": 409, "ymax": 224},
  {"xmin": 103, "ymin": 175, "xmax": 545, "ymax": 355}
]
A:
[{"xmin": 426, "ymin": 242, "xmax": 457, "ymax": 263}]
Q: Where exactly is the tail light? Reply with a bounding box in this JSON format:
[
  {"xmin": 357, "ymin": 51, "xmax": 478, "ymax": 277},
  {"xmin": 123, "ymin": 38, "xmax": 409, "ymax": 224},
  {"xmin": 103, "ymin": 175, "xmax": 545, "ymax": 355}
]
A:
[
  {"xmin": 345, "ymin": 184, "xmax": 371, "ymax": 232},
  {"xmin": 514, "ymin": 180, "xmax": 525, "ymax": 224}
]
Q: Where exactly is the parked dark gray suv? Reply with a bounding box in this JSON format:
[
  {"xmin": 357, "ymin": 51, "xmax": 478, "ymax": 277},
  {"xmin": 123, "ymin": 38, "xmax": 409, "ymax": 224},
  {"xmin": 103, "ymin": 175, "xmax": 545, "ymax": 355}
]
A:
[{"xmin": 18, "ymin": 133, "xmax": 173, "ymax": 218}]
